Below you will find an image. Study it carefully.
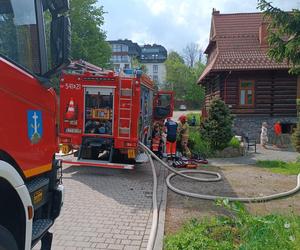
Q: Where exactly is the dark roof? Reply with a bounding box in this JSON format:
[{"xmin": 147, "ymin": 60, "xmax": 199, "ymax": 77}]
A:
[
  {"xmin": 108, "ymin": 39, "xmax": 141, "ymax": 56},
  {"xmin": 198, "ymin": 12, "xmax": 290, "ymax": 84},
  {"xmin": 140, "ymin": 44, "xmax": 167, "ymax": 63}
]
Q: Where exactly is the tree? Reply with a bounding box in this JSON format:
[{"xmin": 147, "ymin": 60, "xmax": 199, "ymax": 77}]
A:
[
  {"xmin": 164, "ymin": 51, "xmax": 205, "ymax": 109},
  {"xmin": 131, "ymin": 57, "xmax": 147, "ymax": 73},
  {"xmin": 258, "ymin": 0, "xmax": 300, "ymax": 74},
  {"xmin": 165, "ymin": 51, "xmax": 186, "ymax": 91},
  {"xmin": 200, "ymin": 98, "xmax": 234, "ymax": 150},
  {"xmin": 70, "ymin": 0, "xmax": 112, "ymax": 67},
  {"xmin": 185, "ymin": 62, "xmax": 205, "ymax": 107},
  {"xmin": 182, "ymin": 43, "xmax": 203, "ymax": 68}
]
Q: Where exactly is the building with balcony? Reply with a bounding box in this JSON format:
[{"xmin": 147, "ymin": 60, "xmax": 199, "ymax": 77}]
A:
[
  {"xmin": 108, "ymin": 39, "xmax": 140, "ymax": 72},
  {"xmin": 108, "ymin": 40, "xmax": 167, "ymax": 88},
  {"xmin": 140, "ymin": 44, "xmax": 167, "ymax": 88}
]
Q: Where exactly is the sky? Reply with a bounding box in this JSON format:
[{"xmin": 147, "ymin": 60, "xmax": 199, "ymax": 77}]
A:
[{"xmin": 98, "ymin": 0, "xmax": 299, "ymax": 54}]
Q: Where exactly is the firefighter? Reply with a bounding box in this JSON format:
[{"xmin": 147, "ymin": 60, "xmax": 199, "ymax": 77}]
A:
[
  {"xmin": 178, "ymin": 115, "xmax": 191, "ymax": 158},
  {"xmin": 151, "ymin": 122, "xmax": 163, "ymax": 158},
  {"xmin": 164, "ymin": 117, "xmax": 178, "ymax": 160}
]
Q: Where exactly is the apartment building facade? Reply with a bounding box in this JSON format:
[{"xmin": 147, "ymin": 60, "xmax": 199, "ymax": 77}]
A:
[{"xmin": 108, "ymin": 40, "xmax": 167, "ymax": 88}]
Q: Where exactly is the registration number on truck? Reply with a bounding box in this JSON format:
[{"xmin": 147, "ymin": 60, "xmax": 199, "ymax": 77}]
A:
[{"xmin": 128, "ymin": 149, "xmax": 136, "ymax": 159}]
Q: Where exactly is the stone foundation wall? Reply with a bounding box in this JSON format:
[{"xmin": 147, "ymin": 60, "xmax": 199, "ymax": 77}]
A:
[{"xmin": 233, "ymin": 116, "xmax": 297, "ymax": 143}]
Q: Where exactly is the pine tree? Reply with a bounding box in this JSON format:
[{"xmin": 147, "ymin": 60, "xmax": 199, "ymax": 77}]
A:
[{"xmin": 200, "ymin": 98, "xmax": 233, "ymax": 150}]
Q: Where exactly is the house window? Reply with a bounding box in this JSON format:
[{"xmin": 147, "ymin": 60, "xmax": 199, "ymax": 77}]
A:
[
  {"xmin": 153, "ymin": 75, "xmax": 159, "ymax": 82},
  {"xmin": 239, "ymin": 81, "xmax": 254, "ymax": 106},
  {"xmin": 153, "ymin": 65, "xmax": 158, "ymax": 73}
]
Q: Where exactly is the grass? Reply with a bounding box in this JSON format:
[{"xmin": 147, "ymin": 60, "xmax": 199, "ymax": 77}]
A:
[
  {"xmin": 164, "ymin": 201, "xmax": 300, "ymax": 250},
  {"xmin": 256, "ymin": 160, "xmax": 300, "ymax": 175}
]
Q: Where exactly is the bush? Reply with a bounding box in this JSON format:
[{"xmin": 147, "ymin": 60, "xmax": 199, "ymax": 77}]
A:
[
  {"xmin": 292, "ymin": 122, "xmax": 300, "ymax": 153},
  {"xmin": 187, "ymin": 112, "xmax": 201, "ymax": 126},
  {"xmin": 228, "ymin": 137, "xmax": 240, "ymax": 149},
  {"xmin": 200, "ymin": 98, "xmax": 234, "ymax": 151},
  {"xmin": 188, "ymin": 128, "xmax": 212, "ymax": 157}
]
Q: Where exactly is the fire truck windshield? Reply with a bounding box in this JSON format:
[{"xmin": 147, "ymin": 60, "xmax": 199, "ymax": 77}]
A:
[{"xmin": 0, "ymin": 0, "xmax": 43, "ymax": 74}]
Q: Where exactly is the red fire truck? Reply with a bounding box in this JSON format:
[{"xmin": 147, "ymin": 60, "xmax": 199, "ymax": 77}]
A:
[
  {"xmin": 0, "ymin": 0, "xmax": 70, "ymax": 249},
  {"xmin": 59, "ymin": 61, "xmax": 174, "ymax": 169}
]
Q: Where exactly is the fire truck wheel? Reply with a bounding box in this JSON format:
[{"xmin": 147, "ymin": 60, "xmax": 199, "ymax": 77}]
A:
[{"xmin": 0, "ymin": 225, "xmax": 18, "ymax": 250}]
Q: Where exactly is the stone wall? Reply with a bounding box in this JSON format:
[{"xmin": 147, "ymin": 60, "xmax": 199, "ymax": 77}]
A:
[{"xmin": 233, "ymin": 116, "xmax": 297, "ymax": 143}]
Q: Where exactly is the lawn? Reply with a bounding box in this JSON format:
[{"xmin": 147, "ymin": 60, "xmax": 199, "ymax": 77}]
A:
[
  {"xmin": 164, "ymin": 201, "xmax": 300, "ymax": 250},
  {"xmin": 256, "ymin": 160, "xmax": 300, "ymax": 175}
]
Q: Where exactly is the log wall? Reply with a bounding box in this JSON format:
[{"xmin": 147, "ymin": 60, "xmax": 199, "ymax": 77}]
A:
[{"xmin": 218, "ymin": 70, "xmax": 297, "ymax": 117}]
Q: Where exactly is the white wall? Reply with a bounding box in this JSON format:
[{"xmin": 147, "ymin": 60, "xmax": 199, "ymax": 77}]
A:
[{"xmin": 144, "ymin": 62, "xmax": 166, "ymax": 89}]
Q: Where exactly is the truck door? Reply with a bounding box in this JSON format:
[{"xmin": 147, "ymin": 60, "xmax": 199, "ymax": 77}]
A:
[{"xmin": 153, "ymin": 91, "xmax": 174, "ymax": 120}]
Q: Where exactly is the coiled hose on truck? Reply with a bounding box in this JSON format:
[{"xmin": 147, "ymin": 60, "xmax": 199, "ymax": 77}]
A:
[{"xmin": 139, "ymin": 142, "xmax": 300, "ymax": 250}]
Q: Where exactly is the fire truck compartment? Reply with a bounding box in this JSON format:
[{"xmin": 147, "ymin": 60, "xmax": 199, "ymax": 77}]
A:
[
  {"xmin": 79, "ymin": 137, "xmax": 113, "ymax": 161},
  {"xmin": 84, "ymin": 87, "xmax": 114, "ymax": 135}
]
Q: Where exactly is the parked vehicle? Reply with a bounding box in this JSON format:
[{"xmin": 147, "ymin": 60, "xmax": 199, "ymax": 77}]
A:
[
  {"xmin": 59, "ymin": 62, "xmax": 174, "ymax": 169},
  {"xmin": 0, "ymin": 0, "xmax": 70, "ymax": 249},
  {"xmin": 179, "ymin": 104, "xmax": 187, "ymax": 111}
]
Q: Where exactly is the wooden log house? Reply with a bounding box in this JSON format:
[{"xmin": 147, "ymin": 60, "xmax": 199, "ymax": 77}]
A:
[{"xmin": 198, "ymin": 9, "xmax": 298, "ymax": 140}]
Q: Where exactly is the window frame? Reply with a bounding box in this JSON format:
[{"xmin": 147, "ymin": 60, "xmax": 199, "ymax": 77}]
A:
[
  {"xmin": 239, "ymin": 80, "xmax": 255, "ymax": 107},
  {"xmin": 153, "ymin": 75, "xmax": 159, "ymax": 82}
]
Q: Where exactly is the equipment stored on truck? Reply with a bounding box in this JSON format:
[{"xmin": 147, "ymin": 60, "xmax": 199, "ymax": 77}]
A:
[
  {"xmin": 59, "ymin": 61, "xmax": 174, "ymax": 169},
  {"xmin": 0, "ymin": 0, "xmax": 70, "ymax": 249}
]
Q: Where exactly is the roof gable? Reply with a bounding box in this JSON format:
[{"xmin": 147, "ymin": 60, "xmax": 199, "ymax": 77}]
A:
[{"xmin": 198, "ymin": 12, "xmax": 290, "ymax": 84}]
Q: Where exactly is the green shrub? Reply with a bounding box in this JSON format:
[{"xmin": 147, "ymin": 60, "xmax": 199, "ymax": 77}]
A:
[
  {"xmin": 188, "ymin": 128, "xmax": 213, "ymax": 157},
  {"xmin": 186, "ymin": 112, "xmax": 201, "ymax": 126},
  {"xmin": 200, "ymin": 98, "xmax": 234, "ymax": 151},
  {"xmin": 292, "ymin": 122, "xmax": 300, "ymax": 153},
  {"xmin": 164, "ymin": 200, "xmax": 300, "ymax": 250},
  {"xmin": 229, "ymin": 137, "xmax": 240, "ymax": 149}
]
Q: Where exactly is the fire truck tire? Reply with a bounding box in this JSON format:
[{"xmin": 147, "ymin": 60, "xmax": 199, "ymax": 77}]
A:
[{"xmin": 0, "ymin": 225, "xmax": 18, "ymax": 250}]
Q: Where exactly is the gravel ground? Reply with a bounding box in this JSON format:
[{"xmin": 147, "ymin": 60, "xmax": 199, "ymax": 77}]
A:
[{"xmin": 165, "ymin": 147, "xmax": 300, "ymax": 235}]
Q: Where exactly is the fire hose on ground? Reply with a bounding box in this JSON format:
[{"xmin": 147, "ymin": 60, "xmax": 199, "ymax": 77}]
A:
[{"xmin": 139, "ymin": 142, "xmax": 300, "ymax": 250}]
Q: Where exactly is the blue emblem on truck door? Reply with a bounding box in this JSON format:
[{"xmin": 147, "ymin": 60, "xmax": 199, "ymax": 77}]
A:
[{"xmin": 27, "ymin": 110, "xmax": 43, "ymax": 144}]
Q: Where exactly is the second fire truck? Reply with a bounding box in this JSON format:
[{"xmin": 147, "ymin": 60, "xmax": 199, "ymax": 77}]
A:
[{"xmin": 59, "ymin": 61, "xmax": 174, "ymax": 169}]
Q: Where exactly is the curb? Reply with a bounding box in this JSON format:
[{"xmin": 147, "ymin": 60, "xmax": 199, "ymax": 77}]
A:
[{"xmin": 154, "ymin": 167, "xmax": 168, "ymax": 250}]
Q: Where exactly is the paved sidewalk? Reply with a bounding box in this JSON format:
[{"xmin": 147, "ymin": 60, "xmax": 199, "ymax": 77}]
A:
[
  {"xmin": 35, "ymin": 161, "xmax": 166, "ymax": 250},
  {"xmin": 209, "ymin": 144, "xmax": 298, "ymax": 166}
]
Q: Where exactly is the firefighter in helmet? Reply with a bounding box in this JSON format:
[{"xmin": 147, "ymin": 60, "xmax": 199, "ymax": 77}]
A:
[
  {"xmin": 178, "ymin": 115, "xmax": 191, "ymax": 158},
  {"xmin": 151, "ymin": 122, "xmax": 163, "ymax": 158}
]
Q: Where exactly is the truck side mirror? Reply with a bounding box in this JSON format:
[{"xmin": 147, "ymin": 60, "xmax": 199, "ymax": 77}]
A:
[
  {"xmin": 50, "ymin": 16, "xmax": 71, "ymax": 72},
  {"xmin": 51, "ymin": 0, "xmax": 69, "ymax": 13},
  {"xmin": 44, "ymin": 0, "xmax": 70, "ymax": 14}
]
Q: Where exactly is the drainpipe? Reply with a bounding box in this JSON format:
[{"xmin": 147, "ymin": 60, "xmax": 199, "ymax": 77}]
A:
[{"xmin": 224, "ymin": 71, "xmax": 232, "ymax": 104}]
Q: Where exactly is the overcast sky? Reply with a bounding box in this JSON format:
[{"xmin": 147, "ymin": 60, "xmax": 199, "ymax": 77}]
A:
[{"xmin": 99, "ymin": 0, "xmax": 299, "ymax": 54}]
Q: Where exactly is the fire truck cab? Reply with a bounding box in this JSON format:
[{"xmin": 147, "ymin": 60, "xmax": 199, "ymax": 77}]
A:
[
  {"xmin": 59, "ymin": 61, "xmax": 174, "ymax": 169},
  {"xmin": 0, "ymin": 0, "xmax": 70, "ymax": 249}
]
